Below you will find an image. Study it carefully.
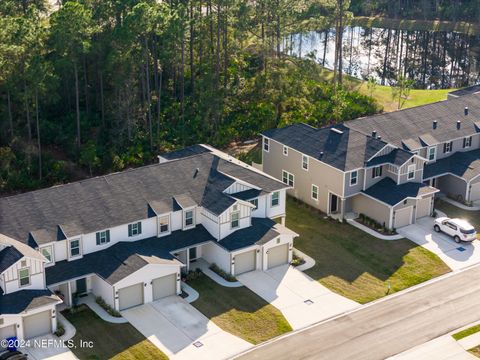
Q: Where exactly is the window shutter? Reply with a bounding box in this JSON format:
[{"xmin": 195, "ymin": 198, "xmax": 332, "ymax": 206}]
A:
[
  {"xmin": 138, "ymin": 222, "xmax": 142, "ymax": 234},
  {"xmin": 96, "ymin": 232, "xmax": 100, "ymax": 245},
  {"xmin": 443, "ymin": 143, "xmax": 447, "ymax": 153},
  {"xmin": 128, "ymin": 224, "xmax": 132, "ymax": 237},
  {"xmin": 106, "ymin": 230, "xmax": 110, "ymax": 243},
  {"xmin": 379, "ymin": 166, "xmax": 383, "ymax": 177},
  {"xmin": 372, "ymin": 169, "xmax": 375, "ymax": 178}
]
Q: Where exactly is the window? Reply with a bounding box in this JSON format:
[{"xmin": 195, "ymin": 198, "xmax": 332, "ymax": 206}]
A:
[
  {"xmin": 184, "ymin": 210, "xmax": 194, "ymax": 227},
  {"xmin": 443, "ymin": 141, "xmax": 453, "ymax": 153},
  {"xmin": 372, "ymin": 166, "xmax": 382, "ymax": 179},
  {"xmin": 302, "ymin": 155, "xmax": 309, "ymax": 170},
  {"xmin": 283, "ymin": 146, "xmax": 288, "ymax": 156},
  {"xmin": 40, "ymin": 246, "xmax": 53, "ymax": 264},
  {"xmin": 407, "ymin": 164, "xmax": 416, "ymax": 180},
  {"xmin": 231, "ymin": 211, "xmax": 240, "ymax": 229},
  {"xmin": 428, "ymin": 147, "xmax": 436, "ymax": 161},
  {"xmin": 350, "ymin": 171, "xmax": 358, "ymax": 186},
  {"xmin": 263, "ymin": 137, "xmax": 269, "ymax": 152},
  {"xmin": 249, "ymin": 198, "xmax": 258, "ymax": 210},
  {"xmin": 96, "ymin": 230, "xmax": 110, "ymax": 245},
  {"xmin": 128, "ymin": 222, "xmax": 142, "ymax": 237},
  {"xmin": 159, "ymin": 215, "xmax": 169, "ymax": 233},
  {"xmin": 69, "ymin": 239, "xmax": 81, "ymax": 258},
  {"xmin": 282, "ymin": 170, "xmax": 294, "ymax": 187},
  {"xmin": 271, "ymin": 192, "xmax": 279, "ymax": 207},
  {"xmin": 464, "ymin": 136, "xmax": 472, "ymax": 148},
  {"xmin": 311, "ymin": 185, "xmax": 319, "ymax": 200},
  {"xmin": 18, "ymin": 268, "xmax": 30, "ymax": 287}
]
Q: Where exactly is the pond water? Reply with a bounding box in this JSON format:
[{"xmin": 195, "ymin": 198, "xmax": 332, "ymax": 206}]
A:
[{"xmin": 288, "ymin": 27, "xmax": 480, "ymax": 89}]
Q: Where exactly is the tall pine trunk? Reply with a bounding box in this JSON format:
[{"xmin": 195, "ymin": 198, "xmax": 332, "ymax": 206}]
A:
[
  {"xmin": 74, "ymin": 61, "xmax": 81, "ymax": 156},
  {"xmin": 35, "ymin": 89, "xmax": 42, "ymax": 180},
  {"xmin": 7, "ymin": 90, "xmax": 14, "ymax": 141}
]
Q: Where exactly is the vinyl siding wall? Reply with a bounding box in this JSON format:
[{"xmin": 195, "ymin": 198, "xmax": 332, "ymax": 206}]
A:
[{"xmin": 1, "ymin": 257, "xmax": 45, "ymax": 294}]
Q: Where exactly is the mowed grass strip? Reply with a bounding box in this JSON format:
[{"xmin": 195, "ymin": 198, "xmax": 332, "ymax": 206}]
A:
[
  {"xmin": 453, "ymin": 324, "xmax": 480, "ymax": 341},
  {"xmin": 188, "ymin": 275, "xmax": 292, "ymax": 344},
  {"xmin": 286, "ymin": 197, "xmax": 450, "ymax": 303},
  {"xmin": 62, "ymin": 305, "xmax": 168, "ymax": 360}
]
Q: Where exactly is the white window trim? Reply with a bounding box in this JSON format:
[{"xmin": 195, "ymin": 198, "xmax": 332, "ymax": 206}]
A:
[
  {"xmin": 282, "ymin": 170, "xmax": 294, "ymax": 187},
  {"xmin": 249, "ymin": 198, "xmax": 258, "ymax": 210},
  {"xmin": 464, "ymin": 136, "xmax": 472, "ymax": 148},
  {"xmin": 302, "ymin": 155, "xmax": 309, "ymax": 171},
  {"xmin": 230, "ymin": 211, "xmax": 240, "ymax": 229},
  {"xmin": 18, "ymin": 267, "xmax": 30, "ymax": 287},
  {"xmin": 68, "ymin": 238, "xmax": 82, "ymax": 259},
  {"xmin": 428, "ymin": 146, "xmax": 436, "ymax": 161},
  {"xmin": 130, "ymin": 222, "xmax": 140, "ymax": 236},
  {"xmin": 444, "ymin": 142, "xmax": 453, "ymax": 153},
  {"xmin": 40, "ymin": 245, "xmax": 54, "ymax": 265},
  {"xmin": 183, "ymin": 208, "xmax": 196, "ymax": 229},
  {"xmin": 373, "ymin": 166, "xmax": 382, "ymax": 179},
  {"xmin": 271, "ymin": 191, "xmax": 280, "ymax": 207},
  {"xmin": 158, "ymin": 214, "xmax": 171, "ymax": 235},
  {"xmin": 350, "ymin": 171, "xmax": 358, "ymax": 186},
  {"xmin": 311, "ymin": 184, "xmax": 319, "ymax": 201},
  {"xmin": 283, "ymin": 146, "xmax": 288, "ymax": 156},
  {"xmin": 263, "ymin": 138, "xmax": 269, "ymax": 152},
  {"xmin": 407, "ymin": 164, "xmax": 416, "ymax": 180}
]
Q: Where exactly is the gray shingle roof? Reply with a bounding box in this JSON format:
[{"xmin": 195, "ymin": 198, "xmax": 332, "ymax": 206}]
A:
[
  {"xmin": 160, "ymin": 144, "xmax": 211, "ymax": 160},
  {"xmin": 346, "ymin": 93, "xmax": 480, "ymax": 148},
  {"xmin": 0, "ymin": 246, "xmax": 23, "ymax": 274},
  {"xmin": 363, "ymin": 178, "xmax": 438, "ymax": 206},
  {"xmin": 230, "ymin": 189, "xmax": 262, "ymax": 201},
  {"xmin": 424, "ymin": 149, "xmax": 480, "ymax": 181},
  {"xmin": 217, "ymin": 218, "xmax": 281, "ymax": 251},
  {"xmin": 0, "ymin": 289, "xmax": 60, "ymax": 315},
  {"xmin": 367, "ymin": 148, "xmax": 414, "ymax": 167},
  {"xmin": 0, "ymin": 151, "xmax": 285, "ymax": 245},
  {"xmin": 262, "ymin": 123, "xmax": 387, "ymax": 171}
]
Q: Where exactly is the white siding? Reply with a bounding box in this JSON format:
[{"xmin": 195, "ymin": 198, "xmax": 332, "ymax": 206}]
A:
[
  {"xmin": 200, "ymin": 208, "xmax": 220, "ymax": 239},
  {"xmin": 91, "ymin": 275, "xmax": 114, "ymax": 308},
  {"xmin": 0, "ymin": 303, "xmax": 57, "ymax": 340},
  {"xmin": 1, "ymin": 257, "xmax": 45, "ymax": 294},
  {"xmin": 201, "ymin": 242, "xmax": 231, "ymax": 273},
  {"xmin": 265, "ymin": 189, "xmax": 287, "ymax": 219}
]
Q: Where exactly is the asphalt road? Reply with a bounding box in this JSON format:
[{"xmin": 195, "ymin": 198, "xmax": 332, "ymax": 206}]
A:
[{"xmin": 237, "ymin": 265, "xmax": 480, "ymax": 360}]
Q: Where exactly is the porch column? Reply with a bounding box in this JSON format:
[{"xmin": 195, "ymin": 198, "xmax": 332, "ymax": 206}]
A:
[
  {"xmin": 340, "ymin": 198, "xmax": 346, "ymax": 219},
  {"xmin": 67, "ymin": 281, "xmax": 72, "ymax": 307},
  {"xmin": 186, "ymin": 248, "xmax": 190, "ymax": 272},
  {"xmin": 281, "ymin": 216, "xmax": 286, "ymax": 226}
]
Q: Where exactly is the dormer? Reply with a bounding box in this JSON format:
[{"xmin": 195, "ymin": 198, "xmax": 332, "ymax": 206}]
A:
[{"xmin": 174, "ymin": 194, "xmax": 197, "ymax": 230}]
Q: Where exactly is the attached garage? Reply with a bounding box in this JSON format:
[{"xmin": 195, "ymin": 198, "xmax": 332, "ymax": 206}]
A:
[
  {"xmin": 416, "ymin": 197, "xmax": 432, "ymax": 219},
  {"xmin": 0, "ymin": 325, "xmax": 16, "ymax": 340},
  {"xmin": 470, "ymin": 183, "xmax": 480, "ymax": 202},
  {"xmin": 118, "ymin": 283, "xmax": 144, "ymax": 310},
  {"xmin": 23, "ymin": 311, "xmax": 52, "ymax": 339},
  {"xmin": 393, "ymin": 207, "xmax": 413, "ymax": 229},
  {"xmin": 152, "ymin": 274, "xmax": 177, "ymax": 301},
  {"xmin": 267, "ymin": 244, "xmax": 289, "ymax": 269},
  {"xmin": 234, "ymin": 250, "xmax": 256, "ymax": 275}
]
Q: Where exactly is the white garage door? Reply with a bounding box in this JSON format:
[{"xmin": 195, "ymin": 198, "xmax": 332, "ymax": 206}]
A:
[
  {"xmin": 416, "ymin": 197, "xmax": 432, "ymax": 219},
  {"xmin": 118, "ymin": 283, "xmax": 144, "ymax": 310},
  {"xmin": 394, "ymin": 207, "xmax": 413, "ymax": 229},
  {"xmin": 267, "ymin": 244, "xmax": 289, "ymax": 269},
  {"xmin": 0, "ymin": 325, "xmax": 16, "ymax": 340},
  {"xmin": 152, "ymin": 274, "xmax": 177, "ymax": 301},
  {"xmin": 23, "ymin": 311, "xmax": 52, "ymax": 339},
  {"xmin": 234, "ymin": 250, "xmax": 256, "ymax": 275},
  {"xmin": 471, "ymin": 183, "xmax": 480, "ymax": 202}
]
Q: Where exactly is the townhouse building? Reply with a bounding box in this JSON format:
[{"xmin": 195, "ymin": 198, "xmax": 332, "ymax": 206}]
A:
[{"xmin": 0, "ymin": 145, "xmax": 296, "ymax": 340}]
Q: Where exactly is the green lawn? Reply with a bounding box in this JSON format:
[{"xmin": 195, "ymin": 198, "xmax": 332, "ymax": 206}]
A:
[
  {"xmin": 435, "ymin": 199, "xmax": 480, "ymax": 230},
  {"xmin": 453, "ymin": 324, "xmax": 480, "ymax": 341},
  {"xmin": 286, "ymin": 197, "xmax": 450, "ymax": 303},
  {"xmin": 62, "ymin": 305, "xmax": 168, "ymax": 360},
  {"xmin": 187, "ymin": 275, "xmax": 292, "ymax": 344}
]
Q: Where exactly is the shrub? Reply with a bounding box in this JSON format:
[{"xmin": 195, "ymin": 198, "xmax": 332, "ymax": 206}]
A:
[
  {"xmin": 95, "ymin": 296, "xmax": 122, "ymax": 317},
  {"xmin": 185, "ymin": 269, "xmax": 203, "ymax": 281},
  {"xmin": 291, "ymin": 254, "xmax": 305, "ymax": 267},
  {"xmin": 209, "ymin": 263, "xmax": 237, "ymax": 282},
  {"xmin": 54, "ymin": 323, "xmax": 65, "ymax": 337}
]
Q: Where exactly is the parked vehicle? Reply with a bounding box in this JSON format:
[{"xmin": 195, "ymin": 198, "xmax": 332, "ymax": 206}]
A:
[
  {"xmin": 0, "ymin": 350, "xmax": 28, "ymax": 360},
  {"xmin": 434, "ymin": 217, "xmax": 477, "ymax": 243}
]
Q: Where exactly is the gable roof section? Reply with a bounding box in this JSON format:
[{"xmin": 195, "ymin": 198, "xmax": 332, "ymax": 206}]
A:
[
  {"xmin": 262, "ymin": 123, "xmax": 386, "ymax": 171},
  {"xmin": 0, "ymin": 151, "xmax": 285, "ymax": 246},
  {"xmin": 367, "ymin": 149, "xmax": 415, "ymax": 167},
  {"xmin": 0, "ymin": 289, "xmax": 60, "ymax": 315},
  {"xmin": 0, "ymin": 246, "xmax": 23, "ymax": 274},
  {"xmin": 346, "ymin": 93, "xmax": 480, "ymax": 148}
]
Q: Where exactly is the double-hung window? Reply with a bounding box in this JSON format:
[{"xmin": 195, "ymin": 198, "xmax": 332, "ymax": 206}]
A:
[
  {"xmin": 372, "ymin": 166, "xmax": 382, "ymax": 179},
  {"xmin": 428, "ymin": 147, "xmax": 436, "ymax": 161},
  {"xmin": 231, "ymin": 211, "xmax": 240, "ymax": 229},
  {"xmin": 128, "ymin": 222, "xmax": 142, "ymax": 237},
  {"xmin": 282, "ymin": 170, "xmax": 294, "ymax": 187},
  {"xmin": 271, "ymin": 192, "xmax": 279, "ymax": 207},
  {"xmin": 96, "ymin": 230, "xmax": 110, "ymax": 245},
  {"xmin": 184, "ymin": 210, "xmax": 194, "ymax": 227},
  {"xmin": 40, "ymin": 246, "xmax": 54, "ymax": 264},
  {"xmin": 464, "ymin": 136, "xmax": 472, "ymax": 148},
  {"xmin": 311, "ymin": 185, "xmax": 319, "ymax": 200},
  {"xmin": 350, "ymin": 171, "xmax": 358, "ymax": 186},
  {"xmin": 283, "ymin": 146, "xmax": 288, "ymax": 156},
  {"xmin": 18, "ymin": 268, "xmax": 30, "ymax": 287},
  {"xmin": 69, "ymin": 239, "xmax": 81, "ymax": 258},
  {"xmin": 263, "ymin": 138, "xmax": 269, "ymax": 152},
  {"xmin": 443, "ymin": 141, "xmax": 453, "ymax": 154},
  {"xmin": 407, "ymin": 164, "xmax": 416, "ymax": 180},
  {"xmin": 159, "ymin": 215, "xmax": 170, "ymax": 234},
  {"xmin": 302, "ymin": 155, "xmax": 309, "ymax": 170},
  {"xmin": 249, "ymin": 198, "xmax": 258, "ymax": 210}
]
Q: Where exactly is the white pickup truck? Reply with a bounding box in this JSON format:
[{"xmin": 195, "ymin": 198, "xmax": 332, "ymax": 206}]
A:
[{"xmin": 434, "ymin": 217, "xmax": 477, "ymax": 243}]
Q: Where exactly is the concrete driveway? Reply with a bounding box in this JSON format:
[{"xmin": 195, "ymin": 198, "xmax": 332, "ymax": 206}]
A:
[
  {"xmin": 121, "ymin": 296, "xmax": 251, "ymax": 360},
  {"xmin": 237, "ymin": 265, "xmax": 359, "ymax": 330},
  {"xmin": 398, "ymin": 216, "xmax": 480, "ymax": 271}
]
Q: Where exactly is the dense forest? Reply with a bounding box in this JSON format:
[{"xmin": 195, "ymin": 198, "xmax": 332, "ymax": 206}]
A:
[
  {"xmin": 350, "ymin": 0, "xmax": 480, "ymax": 22},
  {"xmin": 0, "ymin": 0, "xmax": 381, "ymax": 194}
]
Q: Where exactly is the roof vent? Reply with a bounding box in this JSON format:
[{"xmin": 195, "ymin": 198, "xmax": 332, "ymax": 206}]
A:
[
  {"xmin": 331, "ymin": 128, "xmax": 344, "ymax": 135},
  {"xmin": 377, "ymin": 136, "xmax": 382, "ymax": 140},
  {"xmin": 194, "ymin": 168, "xmax": 199, "ymax": 178},
  {"xmin": 372, "ymin": 130, "xmax": 377, "ymax": 138},
  {"xmin": 465, "ymin": 107, "xmax": 469, "ymax": 116},
  {"xmin": 457, "ymin": 120, "xmax": 461, "ymax": 130},
  {"xmin": 320, "ymin": 151, "xmax": 324, "ymax": 157},
  {"xmin": 433, "ymin": 120, "xmax": 438, "ymax": 129}
]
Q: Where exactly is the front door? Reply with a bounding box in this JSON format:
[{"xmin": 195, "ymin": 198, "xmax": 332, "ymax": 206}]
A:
[
  {"xmin": 76, "ymin": 278, "xmax": 87, "ymax": 294},
  {"xmin": 189, "ymin": 247, "xmax": 197, "ymax": 262},
  {"xmin": 330, "ymin": 194, "xmax": 338, "ymax": 213}
]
